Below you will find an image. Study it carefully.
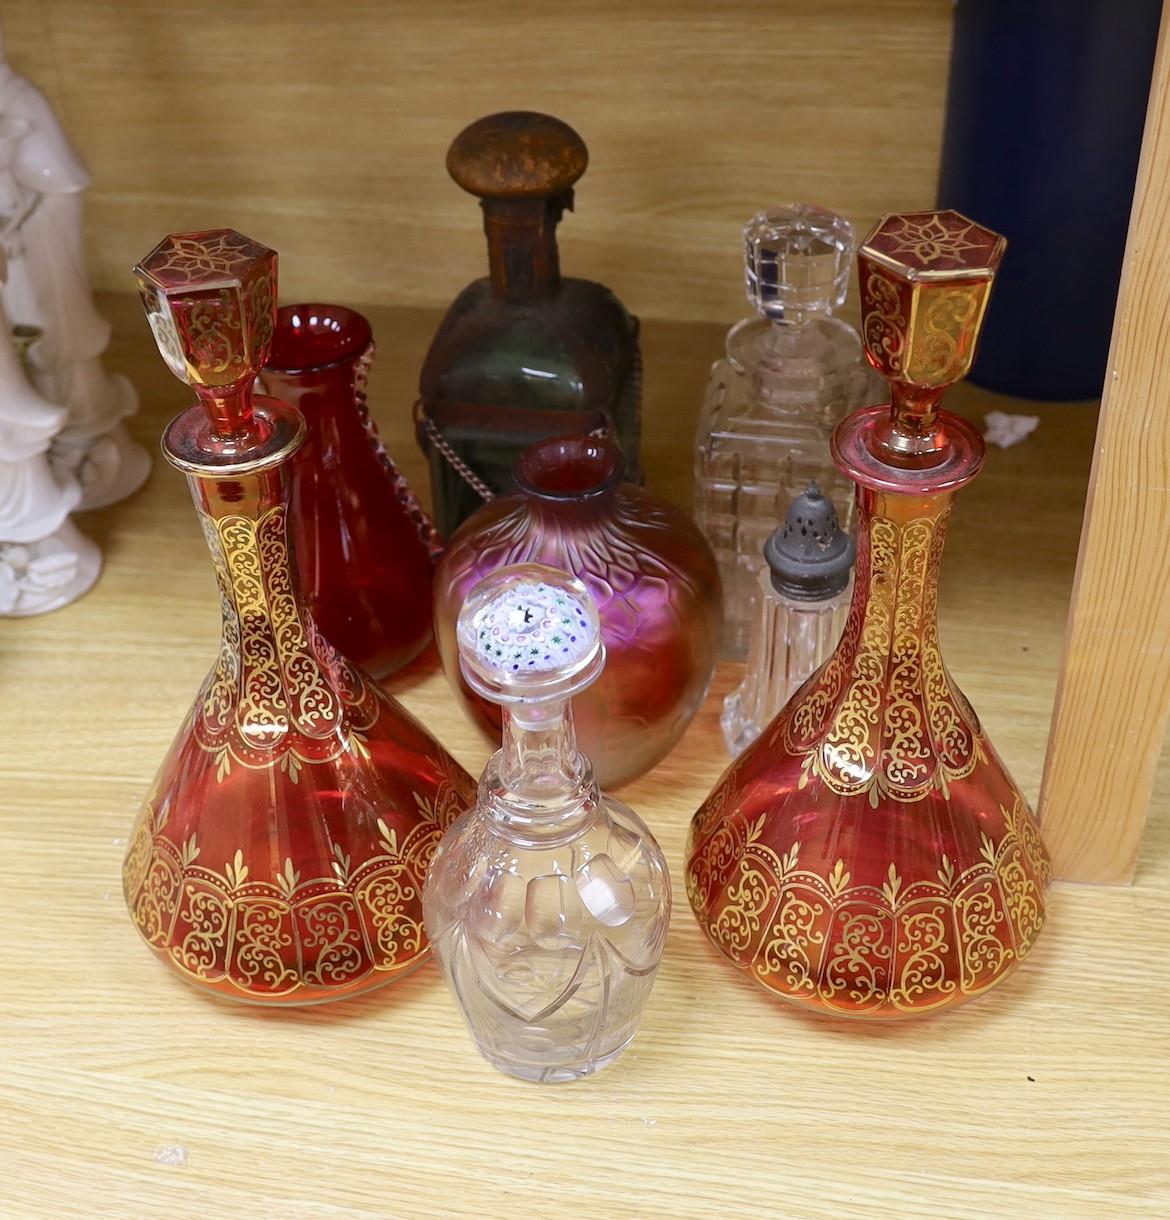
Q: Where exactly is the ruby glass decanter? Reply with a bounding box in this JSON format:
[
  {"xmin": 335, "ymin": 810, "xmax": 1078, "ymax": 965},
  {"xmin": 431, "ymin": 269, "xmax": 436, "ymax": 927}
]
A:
[
  {"xmin": 722, "ymin": 482, "xmax": 854, "ymax": 757},
  {"xmin": 434, "ymin": 432, "xmax": 722, "ymax": 788},
  {"xmin": 423, "ymin": 564, "xmax": 671, "ymax": 1081},
  {"xmin": 123, "ymin": 230, "xmax": 476, "ymax": 1005},
  {"xmin": 694, "ymin": 204, "xmax": 883, "ymax": 657},
  {"xmin": 259, "ymin": 304, "xmax": 438, "ymax": 679},
  {"xmin": 687, "ymin": 211, "xmax": 1050, "ymax": 1018},
  {"xmin": 418, "ymin": 111, "xmax": 642, "ymax": 536}
]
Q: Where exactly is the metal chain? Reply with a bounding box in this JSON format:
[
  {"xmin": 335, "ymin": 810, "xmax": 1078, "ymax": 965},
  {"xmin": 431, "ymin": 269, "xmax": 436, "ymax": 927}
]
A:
[
  {"xmin": 414, "ymin": 398, "xmax": 498, "ymax": 502},
  {"xmin": 352, "ymin": 341, "xmax": 446, "ymax": 559}
]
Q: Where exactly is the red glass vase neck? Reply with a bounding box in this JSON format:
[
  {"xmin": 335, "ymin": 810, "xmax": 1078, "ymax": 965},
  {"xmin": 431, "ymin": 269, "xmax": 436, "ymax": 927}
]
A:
[
  {"xmin": 259, "ymin": 305, "xmax": 435, "ymax": 680},
  {"xmin": 514, "ymin": 433, "xmax": 623, "ymax": 522}
]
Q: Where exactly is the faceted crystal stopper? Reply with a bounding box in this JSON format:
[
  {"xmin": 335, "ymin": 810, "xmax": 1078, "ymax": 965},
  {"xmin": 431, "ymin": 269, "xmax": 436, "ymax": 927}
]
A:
[
  {"xmin": 457, "ymin": 563, "xmax": 604, "ymax": 705},
  {"xmin": 134, "ymin": 228, "xmax": 277, "ymax": 393},
  {"xmin": 744, "ymin": 204, "xmax": 854, "ymax": 324},
  {"xmin": 447, "ymin": 111, "xmax": 588, "ymax": 200},
  {"xmin": 765, "ymin": 482, "xmax": 855, "ymax": 602}
]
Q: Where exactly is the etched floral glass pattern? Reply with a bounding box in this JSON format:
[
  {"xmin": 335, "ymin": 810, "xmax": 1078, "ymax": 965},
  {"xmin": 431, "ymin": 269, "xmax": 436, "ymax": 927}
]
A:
[
  {"xmin": 434, "ymin": 434, "xmax": 721, "ymax": 788},
  {"xmin": 694, "ymin": 204, "xmax": 882, "ymax": 657},
  {"xmin": 424, "ymin": 565, "xmax": 671, "ymax": 1081}
]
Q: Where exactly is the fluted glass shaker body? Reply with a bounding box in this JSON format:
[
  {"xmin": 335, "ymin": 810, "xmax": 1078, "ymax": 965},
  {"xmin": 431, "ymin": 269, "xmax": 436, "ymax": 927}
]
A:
[
  {"xmin": 259, "ymin": 304, "xmax": 438, "ymax": 679},
  {"xmin": 424, "ymin": 564, "xmax": 670, "ymax": 1081},
  {"xmin": 688, "ymin": 212, "xmax": 1050, "ymax": 1019},
  {"xmin": 695, "ymin": 204, "xmax": 882, "ymax": 658},
  {"xmin": 722, "ymin": 483, "xmax": 853, "ymax": 756},
  {"xmin": 124, "ymin": 231, "xmax": 475, "ymax": 1005}
]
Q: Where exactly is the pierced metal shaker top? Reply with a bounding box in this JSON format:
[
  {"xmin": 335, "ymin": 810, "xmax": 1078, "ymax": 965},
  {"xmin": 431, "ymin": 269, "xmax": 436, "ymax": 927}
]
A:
[{"xmin": 764, "ymin": 482, "xmax": 855, "ymax": 601}]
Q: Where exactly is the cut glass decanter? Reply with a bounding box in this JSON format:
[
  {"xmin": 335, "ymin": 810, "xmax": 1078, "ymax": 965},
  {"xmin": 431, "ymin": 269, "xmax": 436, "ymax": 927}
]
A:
[
  {"xmin": 424, "ymin": 564, "xmax": 671, "ymax": 1081},
  {"xmin": 694, "ymin": 203, "xmax": 882, "ymax": 657}
]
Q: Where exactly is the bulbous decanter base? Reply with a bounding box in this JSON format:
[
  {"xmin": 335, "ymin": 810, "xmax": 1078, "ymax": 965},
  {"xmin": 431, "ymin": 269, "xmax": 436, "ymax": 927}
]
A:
[
  {"xmin": 425, "ymin": 792, "xmax": 671, "ymax": 1081},
  {"xmin": 121, "ymin": 500, "xmax": 476, "ymax": 1006},
  {"xmin": 687, "ymin": 492, "xmax": 1050, "ymax": 1019}
]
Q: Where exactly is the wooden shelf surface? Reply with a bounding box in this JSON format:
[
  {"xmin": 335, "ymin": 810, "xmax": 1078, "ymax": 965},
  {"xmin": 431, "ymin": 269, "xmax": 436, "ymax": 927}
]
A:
[{"xmin": 2, "ymin": 294, "xmax": 1168, "ymax": 1219}]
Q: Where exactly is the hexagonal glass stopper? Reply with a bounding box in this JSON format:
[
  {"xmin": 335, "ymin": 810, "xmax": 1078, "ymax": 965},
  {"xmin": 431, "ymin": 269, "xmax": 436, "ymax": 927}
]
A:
[
  {"xmin": 857, "ymin": 209, "xmax": 1006, "ymax": 389},
  {"xmin": 133, "ymin": 228, "xmax": 277, "ymax": 389}
]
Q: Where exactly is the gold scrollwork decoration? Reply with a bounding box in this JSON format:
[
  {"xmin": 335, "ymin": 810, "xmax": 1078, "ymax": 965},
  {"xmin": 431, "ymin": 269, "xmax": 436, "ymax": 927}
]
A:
[
  {"xmin": 783, "ymin": 505, "xmax": 981, "ymax": 804},
  {"xmin": 686, "ymin": 797, "xmax": 1048, "ymax": 1016}
]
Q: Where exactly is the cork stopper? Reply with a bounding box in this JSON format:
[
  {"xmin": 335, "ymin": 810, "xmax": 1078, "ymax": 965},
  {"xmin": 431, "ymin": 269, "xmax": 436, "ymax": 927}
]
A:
[{"xmin": 447, "ymin": 111, "xmax": 588, "ymax": 200}]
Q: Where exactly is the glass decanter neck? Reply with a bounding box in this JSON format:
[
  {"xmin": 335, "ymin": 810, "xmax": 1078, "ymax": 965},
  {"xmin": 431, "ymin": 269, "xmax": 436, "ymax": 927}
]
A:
[
  {"xmin": 483, "ymin": 698, "xmax": 598, "ymax": 844},
  {"xmin": 482, "ymin": 197, "xmax": 565, "ymax": 303}
]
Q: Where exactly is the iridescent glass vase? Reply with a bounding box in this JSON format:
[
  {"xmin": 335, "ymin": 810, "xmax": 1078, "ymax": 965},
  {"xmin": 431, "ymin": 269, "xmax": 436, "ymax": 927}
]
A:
[
  {"xmin": 435, "ymin": 433, "xmax": 722, "ymax": 788},
  {"xmin": 687, "ymin": 211, "xmax": 1050, "ymax": 1018},
  {"xmin": 123, "ymin": 231, "xmax": 476, "ymax": 1005},
  {"xmin": 260, "ymin": 304, "xmax": 438, "ymax": 679}
]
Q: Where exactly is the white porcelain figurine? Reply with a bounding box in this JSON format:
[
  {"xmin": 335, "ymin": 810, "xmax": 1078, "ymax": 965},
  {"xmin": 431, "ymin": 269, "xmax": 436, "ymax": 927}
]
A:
[
  {"xmin": 0, "ymin": 115, "xmax": 99, "ymax": 616},
  {"xmin": 0, "ymin": 33, "xmax": 149, "ymax": 508}
]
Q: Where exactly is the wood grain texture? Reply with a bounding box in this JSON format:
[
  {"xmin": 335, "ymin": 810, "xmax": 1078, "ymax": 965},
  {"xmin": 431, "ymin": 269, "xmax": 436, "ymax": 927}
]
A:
[
  {"xmin": 1036, "ymin": 6, "xmax": 1170, "ymax": 883},
  {"xmin": 0, "ymin": 0, "xmax": 951, "ymax": 324},
  {"xmin": 2, "ymin": 294, "xmax": 1168, "ymax": 1219}
]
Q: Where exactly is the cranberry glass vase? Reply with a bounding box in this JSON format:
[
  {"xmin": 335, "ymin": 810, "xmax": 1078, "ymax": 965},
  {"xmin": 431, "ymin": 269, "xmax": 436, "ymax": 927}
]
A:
[
  {"xmin": 124, "ymin": 231, "xmax": 476, "ymax": 1005},
  {"xmin": 435, "ymin": 434, "xmax": 721, "ymax": 788},
  {"xmin": 259, "ymin": 304, "xmax": 437, "ymax": 679},
  {"xmin": 687, "ymin": 212, "xmax": 1050, "ymax": 1018}
]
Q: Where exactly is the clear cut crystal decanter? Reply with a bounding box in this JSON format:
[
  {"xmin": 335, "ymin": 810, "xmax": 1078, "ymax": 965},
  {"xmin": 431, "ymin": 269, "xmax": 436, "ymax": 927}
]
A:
[
  {"xmin": 423, "ymin": 564, "xmax": 671, "ymax": 1081},
  {"xmin": 694, "ymin": 203, "xmax": 882, "ymax": 657}
]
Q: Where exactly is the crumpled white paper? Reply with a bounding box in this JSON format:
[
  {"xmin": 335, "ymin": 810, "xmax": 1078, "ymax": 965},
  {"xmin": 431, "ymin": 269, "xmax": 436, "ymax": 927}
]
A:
[{"xmin": 984, "ymin": 411, "xmax": 1040, "ymax": 449}]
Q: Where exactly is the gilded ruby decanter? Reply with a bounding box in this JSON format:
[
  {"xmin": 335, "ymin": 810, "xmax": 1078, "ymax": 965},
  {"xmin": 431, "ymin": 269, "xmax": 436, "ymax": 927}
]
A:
[
  {"xmin": 123, "ymin": 230, "xmax": 476, "ymax": 1005},
  {"xmin": 687, "ymin": 211, "xmax": 1050, "ymax": 1019},
  {"xmin": 423, "ymin": 564, "xmax": 671, "ymax": 1081},
  {"xmin": 259, "ymin": 304, "xmax": 438, "ymax": 679}
]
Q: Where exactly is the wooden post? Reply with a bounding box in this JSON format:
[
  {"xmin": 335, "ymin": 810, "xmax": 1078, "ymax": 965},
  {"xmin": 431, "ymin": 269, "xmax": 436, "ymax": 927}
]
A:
[{"xmin": 1038, "ymin": 0, "xmax": 1170, "ymax": 882}]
